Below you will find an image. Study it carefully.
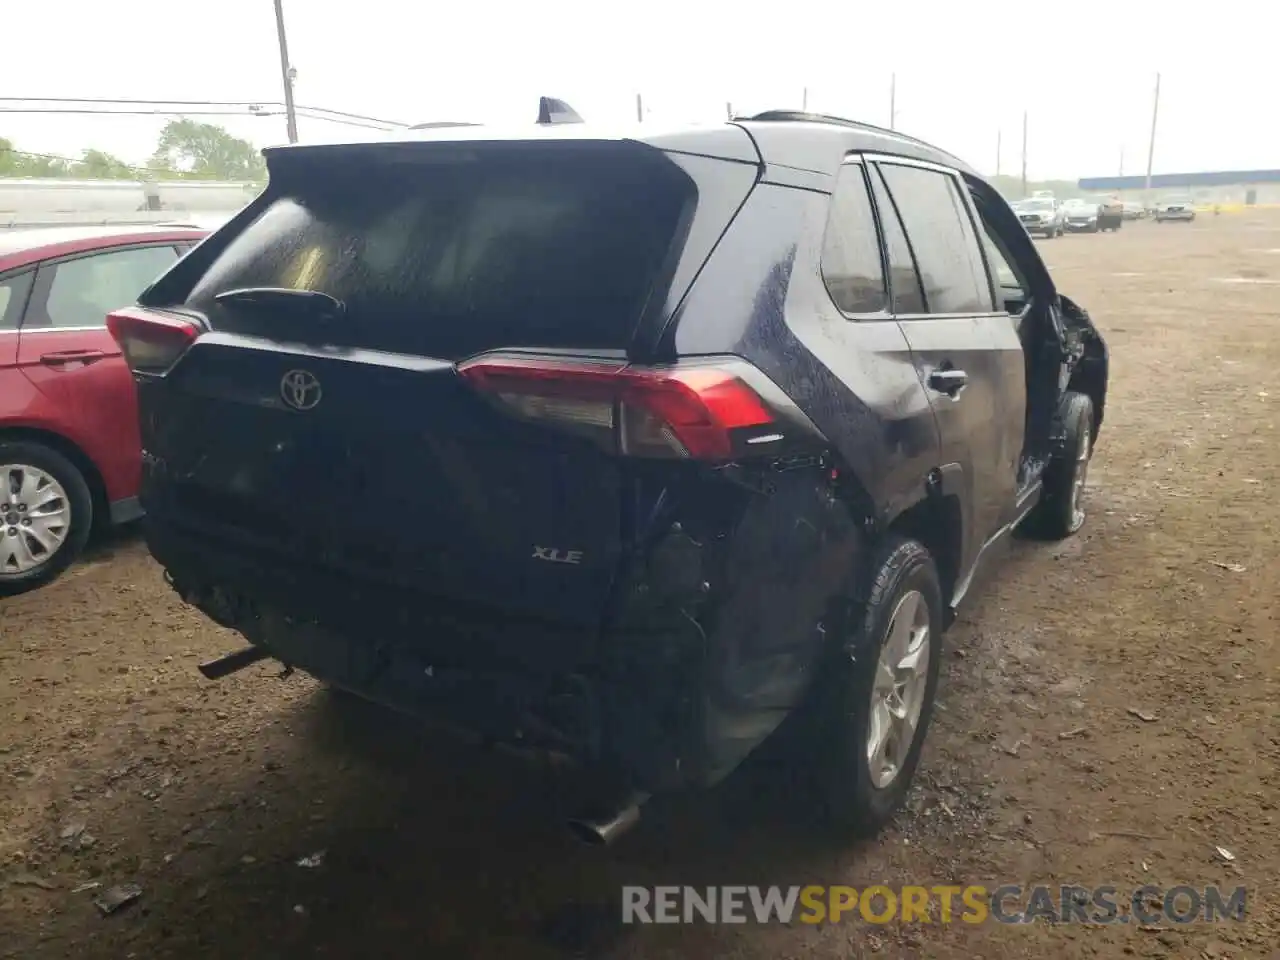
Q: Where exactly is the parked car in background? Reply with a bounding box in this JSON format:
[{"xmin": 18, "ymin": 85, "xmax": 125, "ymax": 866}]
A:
[
  {"xmin": 1012, "ymin": 197, "xmax": 1065, "ymax": 238},
  {"xmin": 114, "ymin": 106, "xmax": 1108, "ymax": 843},
  {"xmin": 1122, "ymin": 201, "xmax": 1146, "ymax": 220},
  {"xmin": 0, "ymin": 225, "xmax": 207, "ymax": 594},
  {"xmin": 1096, "ymin": 196, "xmax": 1125, "ymax": 232},
  {"xmin": 1154, "ymin": 197, "xmax": 1196, "ymax": 222},
  {"xmin": 1063, "ymin": 198, "xmax": 1101, "ymax": 233}
]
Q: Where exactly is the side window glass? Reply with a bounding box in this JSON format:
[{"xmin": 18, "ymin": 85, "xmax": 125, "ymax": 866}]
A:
[
  {"xmin": 869, "ymin": 168, "xmax": 927, "ymax": 314},
  {"xmin": 821, "ymin": 164, "xmax": 887, "ymax": 315},
  {"xmin": 878, "ymin": 164, "xmax": 995, "ymax": 315},
  {"xmin": 39, "ymin": 245, "xmax": 179, "ymax": 329},
  {"xmin": 0, "ymin": 270, "xmax": 35, "ymax": 331},
  {"xmin": 982, "ymin": 229, "xmax": 1027, "ymax": 292}
]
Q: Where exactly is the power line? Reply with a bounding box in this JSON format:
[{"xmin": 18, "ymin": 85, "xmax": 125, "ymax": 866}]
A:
[
  {"xmin": 0, "ymin": 105, "xmax": 398, "ymax": 132},
  {"xmin": 0, "ymin": 147, "xmax": 159, "ymax": 177},
  {"xmin": 0, "ymin": 97, "xmax": 409, "ymax": 128},
  {"xmin": 1, "ymin": 108, "xmax": 266, "ymax": 118}
]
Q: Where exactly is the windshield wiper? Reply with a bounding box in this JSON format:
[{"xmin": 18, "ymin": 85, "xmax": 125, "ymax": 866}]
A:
[{"xmin": 214, "ymin": 287, "xmax": 346, "ymax": 323}]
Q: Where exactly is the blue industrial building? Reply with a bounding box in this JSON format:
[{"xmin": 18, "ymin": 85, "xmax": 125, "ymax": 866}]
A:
[{"xmin": 1077, "ymin": 169, "xmax": 1280, "ymax": 205}]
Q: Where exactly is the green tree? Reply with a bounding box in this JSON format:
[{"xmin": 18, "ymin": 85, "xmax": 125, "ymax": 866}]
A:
[
  {"xmin": 0, "ymin": 138, "xmax": 72, "ymax": 177},
  {"xmin": 149, "ymin": 118, "xmax": 266, "ymax": 181},
  {"xmin": 74, "ymin": 148, "xmax": 136, "ymax": 179},
  {"xmin": 0, "ymin": 137, "xmax": 18, "ymax": 175}
]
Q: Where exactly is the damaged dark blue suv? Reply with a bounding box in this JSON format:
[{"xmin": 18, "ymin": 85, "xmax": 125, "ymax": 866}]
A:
[{"xmin": 108, "ymin": 104, "xmax": 1108, "ymax": 844}]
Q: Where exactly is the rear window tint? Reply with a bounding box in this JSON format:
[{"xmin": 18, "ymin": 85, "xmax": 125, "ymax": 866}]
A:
[
  {"xmin": 821, "ymin": 164, "xmax": 886, "ymax": 315},
  {"xmin": 1, "ymin": 270, "xmax": 34, "ymax": 330},
  {"xmin": 868, "ymin": 167, "xmax": 927, "ymax": 315},
  {"xmin": 185, "ymin": 148, "xmax": 692, "ymax": 359},
  {"xmin": 877, "ymin": 163, "xmax": 994, "ymax": 315}
]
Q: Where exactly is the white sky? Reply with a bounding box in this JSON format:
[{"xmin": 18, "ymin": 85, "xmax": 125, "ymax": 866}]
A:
[{"xmin": 3, "ymin": 0, "xmax": 1279, "ymax": 180}]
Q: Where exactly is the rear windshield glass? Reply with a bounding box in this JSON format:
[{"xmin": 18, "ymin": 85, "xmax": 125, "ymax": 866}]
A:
[{"xmin": 183, "ymin": 146, "xmax": 692, "ymax": 359}]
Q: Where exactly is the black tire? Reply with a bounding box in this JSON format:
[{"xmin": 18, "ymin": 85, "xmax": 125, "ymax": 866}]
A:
[
  {"xmin": 0, "ymin": 441, "xmax": 94, "ymax": 596},
  {"xmin": 814, "ymin": 536, "xmax": 944, "ymax": 838},
  {"xmin": 1031, "ymin": 391, "xmax": 1095, "ymax": 540}
]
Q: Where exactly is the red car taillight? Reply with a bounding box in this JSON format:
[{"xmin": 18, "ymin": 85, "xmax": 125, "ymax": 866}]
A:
[
  {"xmin": 457, "ymin": 355, "xmax": 776, "ymax": 461},
  {"xmin": 106, "ymin": 307, "xmax": 201, "ymax": 375}
]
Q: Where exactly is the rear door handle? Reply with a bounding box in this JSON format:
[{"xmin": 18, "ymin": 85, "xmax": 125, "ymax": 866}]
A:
[
  {"xmin": 39, "ymin": 350, "xmax": 107, "ymax": 366},
  {"xmin": 928, "ymin": 368, "xmax": 968, "ymax": 396}
]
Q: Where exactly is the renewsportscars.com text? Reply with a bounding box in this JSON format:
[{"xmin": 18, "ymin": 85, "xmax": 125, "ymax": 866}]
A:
[{"xmin": 621, "ymin": 884, "xmax": 1247, "ymax": 926}]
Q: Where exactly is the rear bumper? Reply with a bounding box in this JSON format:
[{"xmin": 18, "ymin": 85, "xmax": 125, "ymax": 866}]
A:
[
  {"xmin": 1156, "ymin": 210, "xmax": 1195, "ymax": 221},
  {"xmin": 141, "ymin": 461, "xmax": 860, "ymax": 797},
  {"xmin": 145, "ymin": 518, "xmax": 708, "ymax": 793}
]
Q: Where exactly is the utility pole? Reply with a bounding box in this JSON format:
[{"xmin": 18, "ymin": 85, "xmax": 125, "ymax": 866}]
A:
[
  {"xmin": 996, "ymin": 129, "xmax": 1002, "ymax": 177},
  {"xmin": 802, "ymin": 87, "xmax": 808, "ymax": 111},
  {"xmin": 726, "ymin": 101, "xmax": 733, "ymax": 119},
  {"xmin": 889, "ymin": 73, "xmax": 896, "ymax": 130},
  {"xmin": 635, "ymin": 93, "xmax": 644, "ymax": 122},
  {"xmin": 1020, "ymin": 110, "xmax": 1028, "ymax": 198},
  {"xmin": 272, "ymin": 0, "xmax": 299, "ymax": 143},
  {"xmin": 1144, "ymin": 72, "xmax": 1161, "ymax": 196},
  {"xmin": 1119, "ymin": 145, "xmax": 1125, "ymax": 176}
]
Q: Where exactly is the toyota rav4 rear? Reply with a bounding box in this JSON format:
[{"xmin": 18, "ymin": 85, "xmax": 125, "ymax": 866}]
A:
[
  {"xmin": 118, "ymin": 127, "xmax": 849, "ymax": 823},
  {"xmin": 115, "ymin": 115, "xmax": 1107, "ymax": 844}
]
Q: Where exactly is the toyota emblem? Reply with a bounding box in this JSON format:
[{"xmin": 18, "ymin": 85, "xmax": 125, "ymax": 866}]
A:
[{"xmin": 280, "ymin": 369, "xmax": 322, "ymax": 411}]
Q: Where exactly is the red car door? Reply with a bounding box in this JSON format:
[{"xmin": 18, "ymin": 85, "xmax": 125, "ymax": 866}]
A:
[{"xmin": 16, "ymin": 243, "xmax": 181, "ymax": 505}]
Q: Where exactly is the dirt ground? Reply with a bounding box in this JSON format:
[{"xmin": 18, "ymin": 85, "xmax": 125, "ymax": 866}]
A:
[{"xmin": 2, "ymin": 212, "xmax": 1278, "ymax": 960}]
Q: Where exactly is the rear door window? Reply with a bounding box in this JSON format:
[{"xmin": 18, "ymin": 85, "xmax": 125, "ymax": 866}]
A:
[
  {"xmin": 183, "ymin": 149, "xmax": 693, "ymax": 359},
  {"xmin": 29, "ymin": 245, "xmax": 179, "ymax": 329},
  {"xmin": 0, "ymin": 271, "xmax": 35, "ymax": 330},
  {"xmin": 876, "ymin": 163, "xmax": 995, "ymax": 315},
  {"xmin": 867, "ymin": 167, "xmax": 927, "ymax": 315},
  {"xmin": 821, "ymin": 163, "xmax": 887, "ymax": 315}
]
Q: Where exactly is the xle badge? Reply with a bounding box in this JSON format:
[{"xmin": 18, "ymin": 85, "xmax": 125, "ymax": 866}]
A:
[{"xmin": 532, "ymin": 547, "xmax": 584, "ymax": 565}]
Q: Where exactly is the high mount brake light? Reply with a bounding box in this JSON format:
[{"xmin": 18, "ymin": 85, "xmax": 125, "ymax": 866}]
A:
[
  {"xmin": 457, "ymin": 356, "xmax": 775, "ymax": 461},
  {"xmin": 106, "ymin": 307, "xmax": 200, "ymax": 375}
]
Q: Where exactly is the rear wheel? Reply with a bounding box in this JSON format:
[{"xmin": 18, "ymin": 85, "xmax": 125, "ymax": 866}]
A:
[
  {"xmin": 0, "ymin": 442, "xmax": 93, "ymax": 596},
  {"xmin": 813, "ymin": 536, "xmax": 943, "ymax": 838}
]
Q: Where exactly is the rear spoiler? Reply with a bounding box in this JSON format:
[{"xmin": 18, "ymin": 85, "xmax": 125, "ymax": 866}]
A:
[{"xmin": 409, "ymin": 97, "xmax": 585, "ymax": 130}]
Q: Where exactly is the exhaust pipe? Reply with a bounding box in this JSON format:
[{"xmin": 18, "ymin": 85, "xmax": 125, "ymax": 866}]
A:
[
  {"xmin": 198, "ymin": 646, "xmax": 269, "ymax": 680},
  {"xmin": 566, "ymin": 790, "xmax": 650, "ymax": 847}
]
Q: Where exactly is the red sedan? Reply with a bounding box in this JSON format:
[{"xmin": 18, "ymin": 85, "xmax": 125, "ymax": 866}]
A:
[{"xmin": 0, "ymin": 224, "xmax": 207, "ymax": 594}]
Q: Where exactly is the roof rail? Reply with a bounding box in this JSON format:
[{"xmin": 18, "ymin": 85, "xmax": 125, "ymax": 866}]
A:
[
  {"xmin": 537, "ymin": 97, "xmax": 584, "ymax": 125},
  {"xmin": 740, "ymin": 110, "xmax": 966, "ymax": 168}
]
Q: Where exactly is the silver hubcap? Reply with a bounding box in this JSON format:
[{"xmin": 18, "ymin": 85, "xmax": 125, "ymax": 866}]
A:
[
  {"xmin": 866, "ymin": 589, "xmax": 932, "ymax": 789},
  {"xmin": 0, "ymin": 465, "xmax": 71, "ymax": 576},
  {"xmin": 1070, "ymin": 422, "xmax": 1092, "ymax": 531}
]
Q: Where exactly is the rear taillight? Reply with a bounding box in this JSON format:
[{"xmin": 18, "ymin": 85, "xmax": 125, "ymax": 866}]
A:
[
  {"xmin": 457, "ymin": 355, "xmax": 777, "ymax": 461},
  {"xmin": 106, "ymin": 306, "xmax": 200, "ymax": 375}
]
